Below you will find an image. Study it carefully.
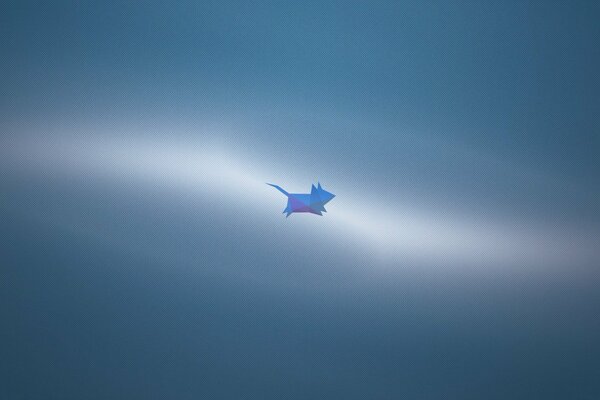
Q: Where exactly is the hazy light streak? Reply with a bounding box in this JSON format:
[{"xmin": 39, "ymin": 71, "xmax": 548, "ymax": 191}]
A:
[{"xmin": 3, "ymin": 133, "xmax": 597, "ymax": 268}]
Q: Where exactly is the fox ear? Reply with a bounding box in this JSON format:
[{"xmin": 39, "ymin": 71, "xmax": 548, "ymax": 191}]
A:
[{"xmin": 318, "ymin": 182, "xmax": 322, "ymax": 190}]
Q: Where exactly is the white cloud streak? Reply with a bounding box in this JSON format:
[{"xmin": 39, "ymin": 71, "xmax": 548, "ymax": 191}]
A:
[{"xmin": 3, "ymin": 131, "xmax": 597, "ymax": 270}]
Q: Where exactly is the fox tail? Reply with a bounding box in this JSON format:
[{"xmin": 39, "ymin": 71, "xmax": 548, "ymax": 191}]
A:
[{"xmin": 266, "ymin": 183, "xmax": 289, "ymax": 197}]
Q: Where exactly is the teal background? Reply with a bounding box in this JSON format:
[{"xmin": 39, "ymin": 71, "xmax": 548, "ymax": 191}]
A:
[{"xmin": 1, "ymin": 1, "xmax": 599, "ymax": 398}]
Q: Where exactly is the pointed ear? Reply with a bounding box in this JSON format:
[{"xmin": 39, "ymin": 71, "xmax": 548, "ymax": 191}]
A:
[
  {"xmin": 318, "ymin": 182, "xmax": 322, "ymax": 190},
  {"xmin": 311, "ymin": 184, "xmax": 317, "ymax": 192}
]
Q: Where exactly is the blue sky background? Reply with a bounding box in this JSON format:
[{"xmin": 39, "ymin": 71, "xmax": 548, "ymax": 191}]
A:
[{"xmin": 1, "ymin": 1, "xmax": 600, "ymax": 398}]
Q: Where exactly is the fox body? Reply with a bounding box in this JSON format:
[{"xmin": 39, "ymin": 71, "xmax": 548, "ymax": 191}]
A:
[{"xmin": 267, "ymin": 183, "xmax": 335, "ymax": 217}]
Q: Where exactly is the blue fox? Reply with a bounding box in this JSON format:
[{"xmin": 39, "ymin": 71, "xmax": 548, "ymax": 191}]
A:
[{"xmin": 267, "ymin": 183, "xmax": 335, "ymax": 217}]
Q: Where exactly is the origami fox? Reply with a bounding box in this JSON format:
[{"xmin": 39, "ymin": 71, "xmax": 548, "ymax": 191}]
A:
[{"xmin": 267, "ymin": 183, "xmax": 335, "ymax": 217}]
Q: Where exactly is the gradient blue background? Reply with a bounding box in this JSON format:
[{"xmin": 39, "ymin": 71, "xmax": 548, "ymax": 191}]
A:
[{"xmin": 1, "ymin": 1, "xmax": 599, "ymax": 398}]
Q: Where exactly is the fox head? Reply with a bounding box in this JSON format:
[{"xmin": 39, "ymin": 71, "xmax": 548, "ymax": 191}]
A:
[{"xmin": 317, "ymin": 182, "xmax": 335, "ymax": 205}]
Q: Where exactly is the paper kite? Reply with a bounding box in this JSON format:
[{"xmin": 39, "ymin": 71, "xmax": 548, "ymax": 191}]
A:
[{"xmin": 267, "ymin": 183, "xmax": 335, "ymax": 217}]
